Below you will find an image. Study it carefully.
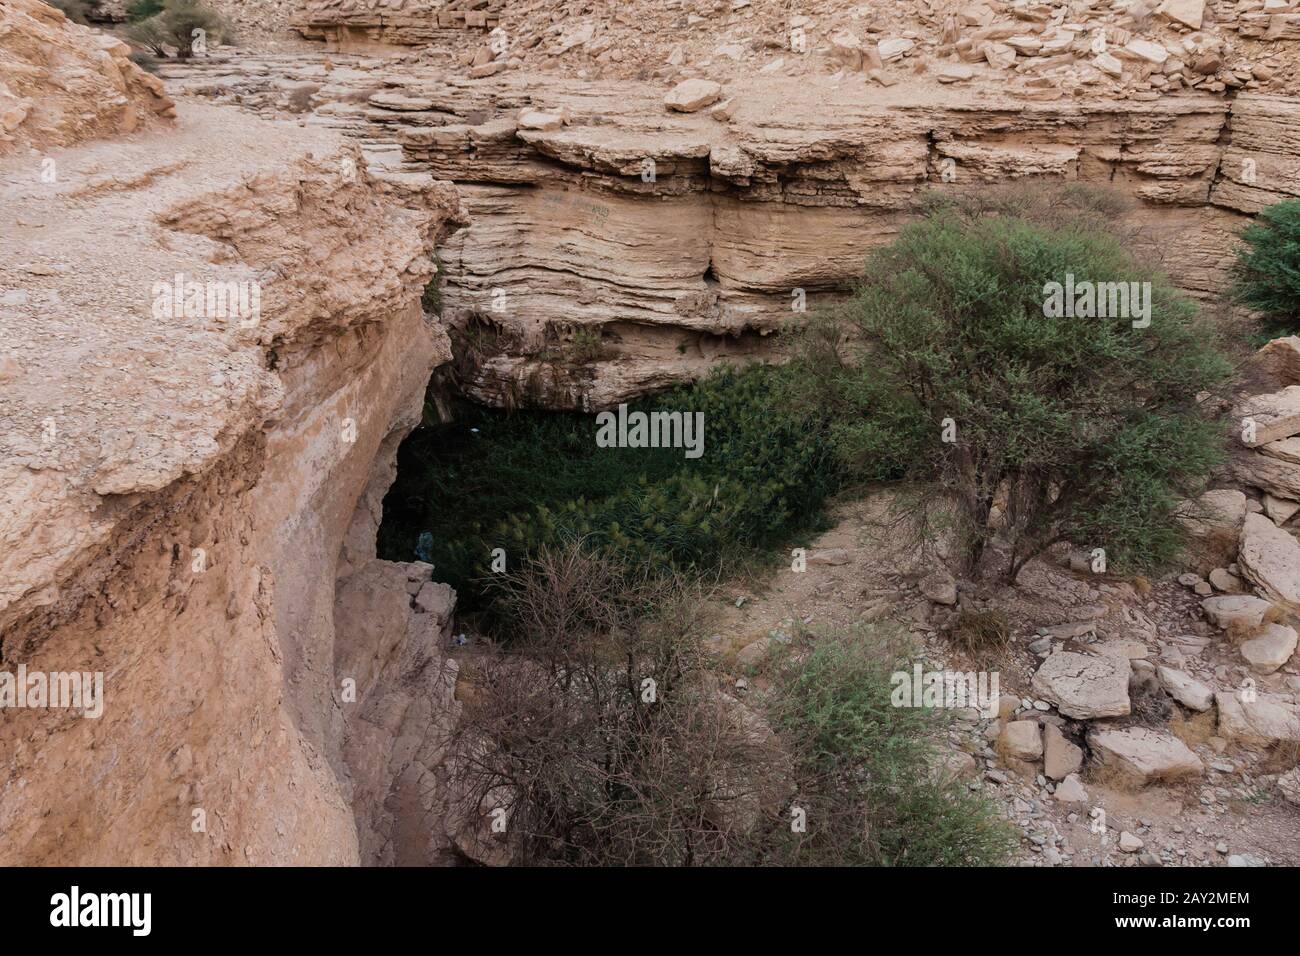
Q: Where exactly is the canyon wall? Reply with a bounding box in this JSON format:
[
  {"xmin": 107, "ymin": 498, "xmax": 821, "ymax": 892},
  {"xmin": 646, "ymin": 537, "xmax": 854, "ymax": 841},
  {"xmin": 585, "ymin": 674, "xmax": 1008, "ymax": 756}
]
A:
[
  {"xmin": 0, "ymin": 6, "xmax": 467, "ymax": 862},
  {"xmin": 163, "ymin": 50, "xmax": 1300, "ymax": 411},
  {"xmin": 406, "ymin": 79, "xmax": 1300, "ymax": 408}
]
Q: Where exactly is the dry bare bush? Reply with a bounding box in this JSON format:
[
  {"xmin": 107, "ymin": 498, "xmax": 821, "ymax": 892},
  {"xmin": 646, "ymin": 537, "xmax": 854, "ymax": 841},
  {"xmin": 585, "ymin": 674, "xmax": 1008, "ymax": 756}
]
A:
[
  {"xmin": 1169, "ymin": 709, "xmax": 1217, "ymax": 749},
  {"xmin": 949, "ymin": 608, "xmax": 1011, "ymax": 668},
  {"xmin": 437, "ymin": 542, "xmax": 787, "ymax": 866}
]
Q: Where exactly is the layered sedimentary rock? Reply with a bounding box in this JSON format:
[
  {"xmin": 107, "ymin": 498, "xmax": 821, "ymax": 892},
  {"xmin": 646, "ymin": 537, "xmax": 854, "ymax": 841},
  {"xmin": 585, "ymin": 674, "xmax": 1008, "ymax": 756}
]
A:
[
  {"xmin": 0, "ymin": 93, "xmax": 465, "ymax": 864},
  {"xmin": 408, "ymin": 81, "xmax": 1300, "ymax": 408},
  {"xmin": 294, "ymin": 0, "xmax": 503, "ymax": 52},
  {"xmin": 161, "ymin": 45, "xmax": 1300, "ymax": 409}
]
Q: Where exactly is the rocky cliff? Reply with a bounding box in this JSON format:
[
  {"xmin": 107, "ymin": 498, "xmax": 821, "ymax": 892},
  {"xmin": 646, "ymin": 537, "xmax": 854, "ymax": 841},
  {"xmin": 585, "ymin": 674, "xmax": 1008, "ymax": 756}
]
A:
[
  {"xmin": 0, "ymin": 6, "xmax": 466, "ymax": 863},
  {"xmin": 0, "ymin": 0, "xmax": 174, "ymax": 151},
  {"xmin": 163, "ymin": 46, "xmax": 1300, "ymax": 408}
]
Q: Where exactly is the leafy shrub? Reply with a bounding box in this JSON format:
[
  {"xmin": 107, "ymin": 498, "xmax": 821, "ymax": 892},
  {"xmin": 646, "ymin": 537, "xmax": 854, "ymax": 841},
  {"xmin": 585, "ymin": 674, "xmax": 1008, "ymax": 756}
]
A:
[
  {"xmin": 746, "ymin": 627, "xmax": 1016, "ymax": 866},
  {"xmin": 1230, "ymin": 198, "xmax": 1300, "ymax": 337},
  {"xmin": 797, "ymin": 193, "xmax": 1231, "ymax": 581},
  {"xmin": 421, "ymin": 256, "xmax": 443, "ymax": 316}
]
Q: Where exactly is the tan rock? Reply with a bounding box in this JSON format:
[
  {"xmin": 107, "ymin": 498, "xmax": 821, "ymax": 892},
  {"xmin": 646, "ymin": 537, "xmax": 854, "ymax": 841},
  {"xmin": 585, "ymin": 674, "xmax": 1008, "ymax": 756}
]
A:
[
  {"xmin": 1094, "ymin": 52, "xmax": 1125, "ymax": 77},
  {"xmin": 1177, "ymin": 489, "xmax": 1247, "ymax": 538},
  {"xmin": 1157, "ymin": 665, "xmax": 1214, "ymax": 711},
  {"xmin": 936, "ymin": 63, "xmax": 976, "ymax": 83},
  {"xmin": 517, "ymin": 109, "xmax": 564, "ymax": 131},
  {"xmin": 1031, "ymin": 652, "xmax": 1131, "ymax": 719},
  {"xmin": 1234, "ymin": 386, "xmax": 1300, "ymax": 447},
  {"xmin": 1201, "ymin": 594, "xmax": 1275, "ymax": 630},
  {"xmin": 1216, "ymin": 691, "xmax": 1300, "ymax": 745},
  {"xmin": 1043, "ymin": 723, "xmax": 1083, "ymax": 780},
  {"xmin": 1054, "ymin": 773, "xmax": 1089, "ymax": 803},
  {"xmin": 1087, "ymin": 727, "xmax": 1204, "ymax": 786},
  {"xmin": 1238, "ymin": 513, "xmax": 1300, "ymax": 608},
  {"xmin": 0, "ymin": 0, "xmax": 174, "ymax": 151},
  {"xmin": 1263, "ymin": 494, "xmax": 1300, "ymax": 525},
  {"xmin": 1265, "ymin": 438, "xmax": 1300, "ymax": 465},
  {"xmin": 1000, "ymin": 719, "xmax": 1044, "ymax": 761},
  {"xmin": 1259, "ymin": 337, "xmax": 1300, "ymax": 386},
  {"xmin": 664, "ymin": 79, "xmax": 723, "ymax": 112},
  {"xmin": 1240, "ymin": 623, "xmax": 1298, "ymax": 674},
  {"xmin": 1208, "ymin": 567, "xmax": 1243, "ymax": 593},
  {"xmin": 1158, "ymin": 0, "xmax": 1206, "ymax": 29},
  {"xmin": 1123, "ymin": 39, "xmax": 1170, "ymax": 65},
  {"xmin": 877, "ymin": 37, "xmax": 916, "ymax": 61}
]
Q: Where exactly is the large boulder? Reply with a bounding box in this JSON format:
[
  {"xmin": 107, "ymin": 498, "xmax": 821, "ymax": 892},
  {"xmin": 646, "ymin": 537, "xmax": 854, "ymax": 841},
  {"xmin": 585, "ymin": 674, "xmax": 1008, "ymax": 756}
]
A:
[
  {"xmin": 999, "ymin": 719, "xmax": 1043, "ymax": 761},
  {"xmin": 1258, "ymin": 336, "xmax": 1300, "ymax": 387},
  {"xmin": 1201, "ymin": 594, "xmax": 1275, "ymax": 630},
  {"xmin": 1043, "ymin": 723, "xmax": 1083, "ymax": 780},
  {"xmin": 1031, "ymin": 652, "xmax": 1131, "ymax": 719},
  {"xmin": 1157, "ymin": 666, "xmax": 1214, "ymax": 712},
  {"xmin": 1087, "ymin": 727, "xmax": 1204, "ymax": 786},
  {"xmin": 664, "ymin": 79, "xmax": 723, "ymax": 112},
  {"xmin": 1233, "ymin": 386, "xmax": 1300, "ymax": 447},
  {"xmin": 1238, "ymin": 513, "xmax": 1300, "ymax": 608},
  {"xmin": 1215, "ymin": 691, "xmax": 1300, "ymax": 745},
  {"xmin": 1240, "ymin": 623, "xmax": 1298, "ymax": 674}
]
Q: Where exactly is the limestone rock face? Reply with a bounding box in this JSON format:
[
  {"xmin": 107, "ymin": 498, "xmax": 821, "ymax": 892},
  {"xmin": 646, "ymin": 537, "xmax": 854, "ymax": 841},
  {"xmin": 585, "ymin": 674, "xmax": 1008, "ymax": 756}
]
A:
[
  {"xmin": 0, "ymin": 101, "xmax": 466, "ymax": 865},
  {"xmin": 160, "ymin": 47, "xmax": 1300, "ymax": 412},
  {"xmin": 0, "ymin": 0, "xmax": 175, "ymax": 152},
  {"xmin": 244, "ymin": 68, "xmax": 1261, "ymax": 409},
  {"xmin": 1087, "ymin": 727, "xmax": 1204, "ymax": 786},
  {"xmin": 1031, "ymin": 652, "xmax": 1131, "ymax": 719},
  {"xmin": 1238, "ymin": 513, "xmax": 1300, "ymax": 608},
  {"xmin": 294, "ymin": 0, "xmax": 505, "ymax": 51}
]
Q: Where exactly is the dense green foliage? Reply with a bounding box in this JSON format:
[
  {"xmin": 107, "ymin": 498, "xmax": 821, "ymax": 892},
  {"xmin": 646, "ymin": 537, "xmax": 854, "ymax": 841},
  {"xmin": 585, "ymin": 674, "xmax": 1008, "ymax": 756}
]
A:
[
  {"xmin": 750, "ymin": 628, "xmax": 1017, "ymax": 866},
  {"xmin": 378, "ymin": 364, "xmax": 844, "ymax": 609},
  {"xmin": 1231, "ymin": 198, "xmax": 1300, "ymax": 337},
  {"xmin": 125, "ymin": 0, "xmax": 165, "ymax": 21},
  {"xmin": 794, "ymin": 198, "xmax": 1231, "ymax": 580}
]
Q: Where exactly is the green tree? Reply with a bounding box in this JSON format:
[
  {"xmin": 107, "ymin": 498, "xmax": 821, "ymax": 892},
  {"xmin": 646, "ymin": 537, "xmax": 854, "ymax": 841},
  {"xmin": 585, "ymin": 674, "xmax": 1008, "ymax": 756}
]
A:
[
  {"xmin": 1231, "ymin": 198, "xmax": 1300, "ymax": 337},
  {"xmin": 799, "ymin": 194, "xmax": 1231, "ymax": 582}
]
